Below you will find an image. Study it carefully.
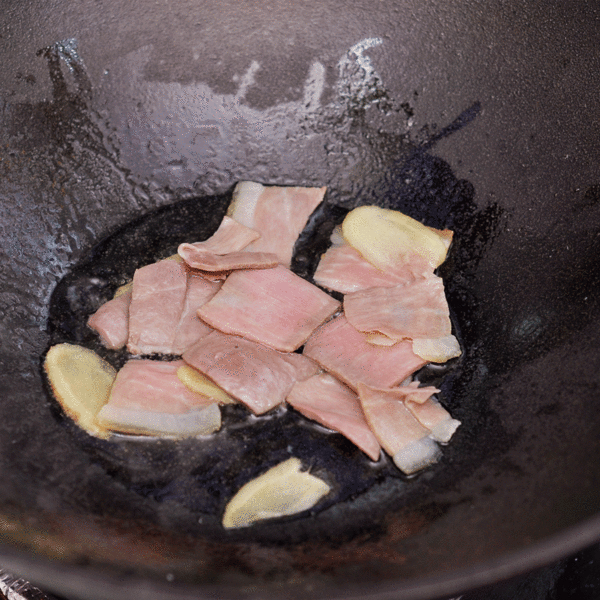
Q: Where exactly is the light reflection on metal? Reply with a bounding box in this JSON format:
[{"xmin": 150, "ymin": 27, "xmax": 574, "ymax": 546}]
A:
[
  {"xmin": 234, "ymin": 60, "xmax": 261, "ymax": 101},
  {"xmin": 303, "ymin": 61, "xmax": 326, "ymax": 110},
  {"xmin": 337, "ymin": 37, "xmax": 385, "ymax": 102}
]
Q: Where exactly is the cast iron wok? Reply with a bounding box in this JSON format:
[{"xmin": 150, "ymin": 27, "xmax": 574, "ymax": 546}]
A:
[{"xmin": 1, "ymin": 0, "xmax": 600, "ymax": 598}]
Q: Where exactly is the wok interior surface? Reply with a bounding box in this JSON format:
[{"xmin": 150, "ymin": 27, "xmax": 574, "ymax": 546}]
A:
[{"xmin": 1, "ymin": 1, "xmax": 600, "ymax": 598}]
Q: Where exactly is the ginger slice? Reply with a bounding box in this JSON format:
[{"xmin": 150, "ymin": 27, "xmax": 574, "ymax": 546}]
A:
[
  {"xmin": 113, "ymin": 281, "xmax": 133, "ymax": 299},
  {"xmin": 222, "ymin": 457, "xmax": 330, "ymax": 528},
  {"xmin": 44, "ymin": 343, "xmax": 115, "ymax": 438},
  {"xmin": 342, "ymin": 205, "xmax": 451, "ymax": 271},
  {"xmin": 176, "ymin": 365, "xmax": 236, "ymax": 404}
]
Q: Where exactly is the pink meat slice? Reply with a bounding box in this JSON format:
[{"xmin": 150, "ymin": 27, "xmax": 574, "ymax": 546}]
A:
[
  {"xmin": 303, "ymin": 315, "xmax": 427, "ymax": 391},
  {"xmin": 399, "ymin": 382, "xmax": 461, "ymax": 443},
  {"xmin": 171, "ymin": 274, "xmax": 222, "ymax": 354},
  {"xmin": 198, "ymin": 265, "xmax": 340, "ymax": 352},
  {"xmin": 194, "ymin": 270, "xmax": 230, "ymax": 282},
  {"xmin": 87, "ymin": 289, "xmax": 132, "ymax": 350},
  {"xmin": 358, "ymin": 383, "xmax": 441, "ymax": 475},
  {"xmin": 96, "ymin": 359, "xmax": 221, "ymax": 437},
  {"xmin": 283, "ymin": 351, "xmax": 323, "ymax": 381},
  {"xmin": 392, "ymin": 381, "xmax": 440, "ymax": 404},
  {"xmin": 357, "ymin": 383, "xmax": 431, "ymax": 456},
  {"xmin": 127, "ymin": 259, "xmax": 188, "ymax": 355},
  {"xmin": 191, "ymin": 215, "xmax": 261, "ymax": 254},
  {"xmin": 287, "ymin": 373, "xmax": 381, "ymax": 461},
  {"xmin": 182, "ymin": 330, "xmax": 320, "ymax": 414},
  {"xmin": 229, "ymin": 182, "xmax": 326, "ymax": 267},
  {"xmin": 343, "ymin": 276, "xmax": 452, "ymax": 341},
  {"xmin": 103, "ymin": 359, "xmax": 215, "ymax": 414},
  {"xmin": 313, "ymin": 245, "xmax": 427, "ymax": 294},
  {"xmin": 178, "ymin": 244, "xmax": 279, "ymax": 272}
]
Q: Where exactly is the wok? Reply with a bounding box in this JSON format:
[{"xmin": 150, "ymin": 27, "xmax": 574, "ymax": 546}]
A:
[{"xmin": 1, "ymin": 1, "xmax": 600, "ymax": 598}]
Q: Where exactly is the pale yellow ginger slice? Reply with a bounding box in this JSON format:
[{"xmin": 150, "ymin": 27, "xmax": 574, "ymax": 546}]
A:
[
  {"xmin": 44, "ymin": 343, "xmax": 115, "ymax": 438},
  {"xmin": 113, "ymin": 281, "xmax": 133, "ymax": 299},
  {"xmin": 176, "ymin": 365, "xmax": 236, "ymax": 404},
  {"xmin": 164, "ymin": 253, "xmax": 184, "ymax": 262},
  {"xmin": 222, "ymin": 457, "xmax": 330, "ymax": 529},
  {"xmin": 412, "ymin": 335, "xmax": 462, "ymax": 363},
  {"xmin": 342, "ymin": 205, "xmax": 451, "ymax": 271}
]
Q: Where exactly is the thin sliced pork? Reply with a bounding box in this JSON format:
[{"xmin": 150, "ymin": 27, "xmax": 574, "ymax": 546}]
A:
[
  {"xmin": 194, "ymin": 270, "xmax": 230, "ymax": 282},
  {"xmin": 198, "ymin": 265, "xmax": 340, "ymax": 352},
  {"xmin": 87, "ymin": 289, "xmax": 132, "ymax": 350},
  {"xmin": 357, "ymin": 383, "xmax": 441, "ymax": 475},
  {"xmin": 178, "ymin": 244, "xmax": 279, "ymax": 272},
  {"xmin": 171, "ymin": 274, "xmax": 221, "ymax": 354},
  {"xmin": 303, "ymin": 315, "xmax": 427, "ymax": 391},
  {"xmin": 96, "ymin": 359, "xmax": 220, "ymax": 437},
  {"xmin": 191, "ymin": 215, "xmax": 260, "ymax": 254},
  {"xmin": 183, "ymin": 330, "xmax": 320, "ymax": 414},
  {"xmin": 344, "ymin": 276, "xmax": 452, "ymax": 341},
  {"xmin": 127, "ymin": 259, "xmax": 188, "ymax": 355},
  {"xmin": 283, "ymin": 351, "xmax": 323, "ymax": 381},
  {"xmin": 228, "ymin": 182, "xmax": 326, "ymax": 267},
  {"xmin": 287, "ymin": 373, "xmax": 381, "ymax": 461},
  {"xmin": 398, "ymin": 382, "xmax": 461, "ymax": 443},
  {"xmin": 313, "ymin": 245, "xmax": 425, "ymax": 294},
  {"xmin": 364, "ymin": 332, "xmax": 398, "ymax": 346}
]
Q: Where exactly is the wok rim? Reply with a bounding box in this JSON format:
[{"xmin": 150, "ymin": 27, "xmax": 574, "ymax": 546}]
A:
[{"xmin": 0, "ymin": 511, "xmax": 599, "ymax": 600}]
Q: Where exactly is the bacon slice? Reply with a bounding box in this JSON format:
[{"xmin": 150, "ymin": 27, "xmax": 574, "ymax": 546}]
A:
[
  {"xmin": 287, "ymin": 373, "xmax": 381, "ymax": 461},
  {"xmin": 178, "ymin": 244, "xmax": 279, "ymax": 272},
  {"xmin": 87, "ymin": 289, "xmax": 132, "ymax": 350},
  {"xmin": 96, "ymin": 359, "xmax": 220, "ymax": 437},
  {"xmin": 313, "ymin": 245, "xmax": 425, "ymax": 294},
  {"xmin": 127, "ymin": 259, "xmax": 188, "ymax": 355},
  {"xmin": 343, "ymin": 276, "xmax": 452, "ymax": 341},
  {"xmin": 303, "ymin": 315, "xmax": 427, "ymax": 391},
  {"xmin": 194, "ymin": 270, "xmax": 230, "ymax": 282},
  {"xmin": 284, "ymin": 351, "xmax": 323, "ymax": 382},
  {"xmin": 358, "ymin": 383, "xmax": 441, "ymax": 475},
  {"xmin": 398, "ymin": 382, "xmax": 461, "ymax": 443},
  {"xmin": 229, "ymin": 182, "xmax": 326, "ymax": 267},
  {"xmin": 198, "ymin": 265, "xmax": 340, "ymax": 352},
  {"xmin": 171, "ymin": 274, "xmax": 221, "ymax": 354},
  {"xmin": 182, "ymin": 330, "xmax": 320, "ymax": 414},
  {"xmin": 191, "ymin": 215, "xmax": 260, "ymax": 254},
  {"xmin": 364, "ymin": 332, "xmax": 398, "ymax": 346}
]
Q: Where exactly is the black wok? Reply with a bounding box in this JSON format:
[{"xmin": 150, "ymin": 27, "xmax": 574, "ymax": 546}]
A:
[{"xmin": 1, "ymin": 1, "xmax": 600, "ymax": 599}]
